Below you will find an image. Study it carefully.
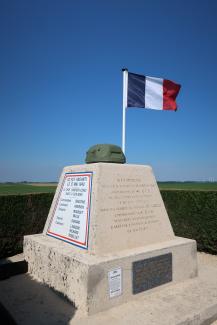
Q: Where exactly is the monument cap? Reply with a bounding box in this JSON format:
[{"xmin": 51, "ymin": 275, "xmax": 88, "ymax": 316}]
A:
[{"xmin": 85, "ymin": 144, "xmax": 126, "ymax": 164}]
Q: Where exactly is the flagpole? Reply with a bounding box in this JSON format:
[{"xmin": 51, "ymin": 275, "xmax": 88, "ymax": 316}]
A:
[{"xmin": 122, "ymin": 68, "xmax": 128, "ymax": 154}]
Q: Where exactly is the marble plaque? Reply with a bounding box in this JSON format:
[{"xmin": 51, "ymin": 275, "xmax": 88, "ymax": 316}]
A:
[
  {"xmin": 47, "ymin": 172, "xmax": 92, "ymax": 249},
  {"xmin": 132, "ymin": 253, "xmax": 172, "ymax": 294}
]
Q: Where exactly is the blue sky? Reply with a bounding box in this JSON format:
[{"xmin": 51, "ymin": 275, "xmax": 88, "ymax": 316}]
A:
[{"xmin": 0, "ymin": 0, "xmax": 217, "ymax": 182}]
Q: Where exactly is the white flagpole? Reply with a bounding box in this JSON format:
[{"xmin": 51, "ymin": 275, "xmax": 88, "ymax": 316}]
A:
[{"xmin": 122, "ymin": 68, "xmax": 128, "ymax": 154}]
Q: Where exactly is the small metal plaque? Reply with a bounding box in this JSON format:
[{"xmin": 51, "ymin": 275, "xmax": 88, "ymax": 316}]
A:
[
  {"xmin": 108, "ymin": 268, "xmax": 122, "ymax": 298},
  {"xmin": 132, "ymin": 253, "xmax": 172, "ymax": 294}
]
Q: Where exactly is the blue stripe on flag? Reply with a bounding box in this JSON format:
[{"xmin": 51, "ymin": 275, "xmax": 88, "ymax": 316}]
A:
[{"xmin": 127, "ymin": 72, "xmax": 146, "ymax": 108}]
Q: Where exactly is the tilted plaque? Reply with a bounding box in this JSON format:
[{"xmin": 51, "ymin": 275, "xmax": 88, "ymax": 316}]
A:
[
  {"xmin": 132, "ymin": 253, "xmax": 172, "ymax": 294},
  {"xmin": 47, "ymin": 172, "xmax": 92, "ymax": 249}
]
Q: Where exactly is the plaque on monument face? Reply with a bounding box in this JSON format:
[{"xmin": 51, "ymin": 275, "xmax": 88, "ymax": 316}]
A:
[
  {"xmin": 47, "ymin": 172, "xmax": 92, "ymax": 249},
  {"xmin": 132, "ymin": 253, "xmax": 172, "ymax": 294}
]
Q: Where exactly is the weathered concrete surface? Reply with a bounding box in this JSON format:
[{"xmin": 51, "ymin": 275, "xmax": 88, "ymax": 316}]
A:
[
  {"xmin": 0, "ymin": 253, "xmax": 24, "ymax": 265},
  {"xmin": 0, "ymin": 253, "xmax": 216, "ymax": 325},
  {"xmin": 24, "ymin": 234, "xmax": 197, "ymax": 315}
]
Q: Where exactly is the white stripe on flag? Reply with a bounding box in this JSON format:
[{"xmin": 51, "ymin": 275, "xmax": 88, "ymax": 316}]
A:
[{"xmin": 145, "ymin": 76, "xmax": 163, "ymax": 110}]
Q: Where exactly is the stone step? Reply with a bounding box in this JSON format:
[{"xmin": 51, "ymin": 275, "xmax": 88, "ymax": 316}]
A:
[{"xmin": 0, "ymin": 253, "xmax": 28, "ymax": 280}]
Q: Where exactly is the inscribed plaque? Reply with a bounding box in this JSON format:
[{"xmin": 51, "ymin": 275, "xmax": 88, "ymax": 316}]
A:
[
  {"xmin": 132, "ymin": 253, "xmax": 172, "ymax": 294},
  {"xmin": 47, "ymin": 172, "xmax": 92, "ymax": 249},
  {"xmin": 108, "ymin": 268, "xmax": 122, "ymax": 298}
]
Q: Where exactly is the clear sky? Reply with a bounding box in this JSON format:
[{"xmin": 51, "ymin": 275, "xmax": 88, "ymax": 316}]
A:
[{"xmin": 1, "ymin": 0, "xmax": 217, "ymax": 182}]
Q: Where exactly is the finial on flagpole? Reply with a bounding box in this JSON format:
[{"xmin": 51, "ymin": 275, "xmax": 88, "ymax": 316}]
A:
[{"xmin": 122, "ymin": 68, "xmax": 128, "ymax": 72}]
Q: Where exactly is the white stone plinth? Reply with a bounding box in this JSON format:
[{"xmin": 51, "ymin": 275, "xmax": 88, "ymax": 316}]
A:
[{"xmin": 24, "ymin": 234, "xmax": 197, "ymax": 316}]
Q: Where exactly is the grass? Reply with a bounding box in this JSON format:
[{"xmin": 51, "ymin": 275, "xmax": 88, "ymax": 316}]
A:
[
  {"xmin": 158, "ymin": 182, "xmax": 217, "ymax": 191},
  {"xmin": 0, "ymin": 184, "xmax": 57, "ymax": 195},
  {"xmin": 0, "ymin": 182, "xmax": 217, "ymax": 196}
]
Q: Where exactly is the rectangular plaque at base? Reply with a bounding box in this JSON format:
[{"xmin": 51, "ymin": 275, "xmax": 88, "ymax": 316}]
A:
[{"xmin": 132, "ymin": 253, "xmax": 172, "ymax": 294}]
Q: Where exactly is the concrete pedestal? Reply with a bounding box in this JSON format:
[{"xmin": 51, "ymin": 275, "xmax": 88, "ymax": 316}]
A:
[
  {"xmin": 24, "ymin": 163, "xmax": 198, "ymax": 316},
  {"xmin": 24, "ymin": 234, "xmax": 197, "ymax": 315}
]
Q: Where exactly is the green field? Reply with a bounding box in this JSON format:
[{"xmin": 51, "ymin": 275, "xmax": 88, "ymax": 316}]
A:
[
  {"xmin": 0, "ymin": 183, "xmax": 57, "ymax": 195},
  {"xmin": 158, "ymin": 182, "xmax": 217, "ymax": 191},
  {"xmin": 0, "ymin": 182, "xmax": 217, "ymax": 195}
]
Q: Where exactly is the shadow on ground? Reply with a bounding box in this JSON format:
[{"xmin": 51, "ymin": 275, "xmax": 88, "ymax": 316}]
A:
[
  {"xmin": 0, "ymin": 302, "xmax": 17, "ymax": 325},
  {"xmin": 0, "ymin": 274, "xmax": 76, "ymax": 325}
]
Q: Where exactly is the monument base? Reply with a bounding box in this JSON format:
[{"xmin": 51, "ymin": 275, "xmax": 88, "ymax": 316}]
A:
[{"xmin": 24, "ymin": 234, "xmax": 197, "ymax": 316}]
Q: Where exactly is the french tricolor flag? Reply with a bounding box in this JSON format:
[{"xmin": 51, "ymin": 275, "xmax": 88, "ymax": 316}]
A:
[{"xmin": 126, "ymin": 71, "xmax": 181, "ymax": 111}]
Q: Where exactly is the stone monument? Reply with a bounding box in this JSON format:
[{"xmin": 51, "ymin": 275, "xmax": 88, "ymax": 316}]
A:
[{"xmin": 24, "ymin": 144, "xmax": 197, "ymax": 316}]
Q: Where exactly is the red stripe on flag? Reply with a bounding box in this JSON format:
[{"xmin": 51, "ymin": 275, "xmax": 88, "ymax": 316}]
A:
[{"xmin": 163, "ymin": 79, "xmax": 181, "ymax": 110}]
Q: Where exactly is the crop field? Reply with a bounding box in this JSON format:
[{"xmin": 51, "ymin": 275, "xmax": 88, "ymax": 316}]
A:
[
  {"xmin": 0, "ymin": 183, "xmax": 57, "ymax": 195},
  {"xmin": 0, "ymin": 182, "xmax": 217, "ymax": 195},
  {"xmin": 158, "ymin": 182, "xmax": 217, "ymax": 191}
]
